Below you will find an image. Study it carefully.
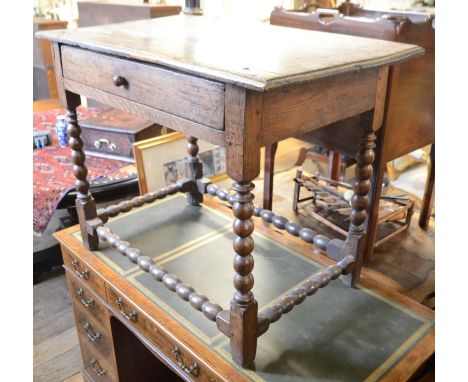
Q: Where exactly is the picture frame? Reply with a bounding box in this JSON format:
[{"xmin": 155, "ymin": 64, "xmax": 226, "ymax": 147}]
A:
[{"xmin": 133, "ymin": 132, "xmax": 227, "ymax": 194}]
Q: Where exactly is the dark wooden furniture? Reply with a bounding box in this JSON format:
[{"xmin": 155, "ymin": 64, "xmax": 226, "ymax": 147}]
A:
[
  {"xmin": 264, "ymin": 7, "xmax": 435, "ymax": 261},
  {"xmin": 55, "ymin": 195, "xmax": 434, "ymax": 381},
  {"xmin": 292, "ymin": 170, "xmax": 415, "ymax": 249},
  {"xmin": 80, "ymin": 109, "xmax": 169, "ymax": 161},
  {"xmin": 33, "ymin": 17, "xmax": 68, "ymax": 100},
  {"xmin": 38, "ymin": 15, "xmax": 423, "ymax": 368},
  {"xmin": 77, "ymin": 1, "xmax": 182, "ymax": 27}
]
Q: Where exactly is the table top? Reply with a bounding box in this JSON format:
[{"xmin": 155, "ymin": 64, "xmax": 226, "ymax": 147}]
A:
[{"xmin": 37, "ymin": 15, "xmax": 424, "ymax": 91}]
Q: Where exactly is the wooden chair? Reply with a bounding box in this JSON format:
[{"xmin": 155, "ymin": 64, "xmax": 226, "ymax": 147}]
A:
[{"xmin": 264, "ymin": 7, "xmax": 434, "ymax": 261}]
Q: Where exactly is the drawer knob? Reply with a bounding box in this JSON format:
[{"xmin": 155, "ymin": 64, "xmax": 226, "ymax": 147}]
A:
[
  {"xmin": 72, "ymin": 259, "xmax": 89, "ymax": 279},
  {"xmin": 171, "ymin": 347, "xmax": 200, "ymax": 376},
  {"xmin": 90, "ymin": 358, "xmax": 107, "ymax": 377},
  {"xmin": 116, "ymin": 297, "xmax": 138, "ymax": 322},
  {"xmin": 76, "ymin": 288, "xmax": 94, "ymax": 308},
  {"xmin": 113, "ymin": 75, "xmax": 127, "ymax": 87},
  {"xmin": 94, "ymin": 138, "xmax": 117, "ymax": 152},
  {"xmin": 83, "ymin": 322, "xmax": 101, "ymax": 342}
]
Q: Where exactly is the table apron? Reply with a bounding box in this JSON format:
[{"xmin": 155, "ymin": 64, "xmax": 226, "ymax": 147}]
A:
[
  {"xmin": 62, "ymin": 78, "xmax": 226, "ymax": 147},
  {"xmin": 261, "ymin": 68, "xmax": 380, "ymax": 146}
]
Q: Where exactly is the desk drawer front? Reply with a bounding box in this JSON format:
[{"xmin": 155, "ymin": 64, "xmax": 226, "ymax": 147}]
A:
[
  {"xmin": 81, "ymin": 340, "xmax": 118, "ymax": 382},
  {"xmin": 61, "ymin": 46, "xmax": 226, "ymax": 130},
  {"xmin": 106, "ymin": 285, "xmax": 222, "ymax": 381},
  {"xmin": 63, "ymin": 249, "xmax": 106, "ymax": 298},
  {"xmin": 75, "ymin": 304, "xmax": 113, "ymax": 360},
  {"xmin": 66, "ymin": 271, "xmax": 107, "ymax": 326},
  {"xmin": 153, "ymin": 328, "xmax": 221, "ymax": 382},
  {"xmin": 106, "ymin": 286, "xmax": 157, "ymax": 344}
]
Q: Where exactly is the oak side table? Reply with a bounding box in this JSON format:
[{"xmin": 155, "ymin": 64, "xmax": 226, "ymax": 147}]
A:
[{"xmin": 38, "ymin": 15, "xmax": 424, "ymax": 372}]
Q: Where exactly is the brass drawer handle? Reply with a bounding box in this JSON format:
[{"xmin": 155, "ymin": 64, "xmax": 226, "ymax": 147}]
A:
[
  {"xmin": 171, "ymin": 347, "xmax": 200, "ymax": 376},
  {"xmin": 83, "ymin": 322, "xmax": 101, "ymax": 342},
  {"xmin": 90, "ymin": 358, "xmax": 107, "ymax": 377},
  {"xmin": 116, "ymin": 297, "xmax": 138, "ymax": 322},
  {"xmin": 94, "ymin": 138, "xmax": 117, "ymax": 152},
  {"xmin": 72, "ymin": 259, "xmax": 89, "ymax": 279},
  {"xmin": 76, "ymin": 288, "xmax": 94, "ymax": 308},
  {"xmin": 112, "ymin": 75, "xmax": 127, "ymax": 87}
]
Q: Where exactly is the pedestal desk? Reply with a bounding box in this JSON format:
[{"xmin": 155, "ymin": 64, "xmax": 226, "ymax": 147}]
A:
[
  {"xmin": 55, "ymin": 196, "xmax": 434, "ymax": 382},
  {"xmin": 39, "ymin": 15, "xmax": 427, "ymax": 378}
]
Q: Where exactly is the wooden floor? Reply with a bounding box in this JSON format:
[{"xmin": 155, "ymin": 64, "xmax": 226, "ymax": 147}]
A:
[{"xmin": 33, "ymin": 104, "xmax": 434, "ymax": 381}]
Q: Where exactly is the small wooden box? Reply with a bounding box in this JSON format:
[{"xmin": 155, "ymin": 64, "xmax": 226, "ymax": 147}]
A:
[{"xmin": 80, "ymin": 108, "xmax": 168, "ymax": 162}]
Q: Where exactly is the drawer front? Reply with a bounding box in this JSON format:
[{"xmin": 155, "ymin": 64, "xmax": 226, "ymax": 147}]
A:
[
  {"xmin": 61, "ymin": 46, "xmax": 226, "ymax": 130},
  {"xmin": 153, "ymin": 328, "xmax": 222, "ymax": 382},
  {"xmin": 82, "ymin": 128, "xmax": 134, "ymax": 158},
  {"xmin": 106, "ymin": 285, "xmax": 222, "ymax": 381},
  {"xmin": 63, "ymin": 249, "xmax": 106, "ymax": 298},
  {"xmin": 67, "ymin": 272, "xmax": 108, "ymax": 326},
  {"xmin": 81, "ymin": 340, "xmax": 118, "ymax": 382},
  {"xmin": 75, "ymin": 304, "xmax": 113, "ymax": 359},
  {"xmin": 106, "ymin": 286, "xmax": 157, "ymax": 343}
]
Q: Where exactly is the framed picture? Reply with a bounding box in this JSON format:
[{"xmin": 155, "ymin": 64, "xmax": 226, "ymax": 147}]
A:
[{"xmin": 133, "ymin": 132, "xmax": 227, "ymax": 194}]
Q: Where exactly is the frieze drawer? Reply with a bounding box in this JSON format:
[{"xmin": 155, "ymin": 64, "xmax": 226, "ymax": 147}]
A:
[{"xmin": 61, "ymin": 46, "xmax": 226, "ymax": 130}]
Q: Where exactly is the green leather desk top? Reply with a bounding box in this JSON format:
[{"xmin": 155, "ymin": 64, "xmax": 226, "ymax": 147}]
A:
[{"xmin": 71, "ymin": 195, "xmax": 434, "ymax": 382}]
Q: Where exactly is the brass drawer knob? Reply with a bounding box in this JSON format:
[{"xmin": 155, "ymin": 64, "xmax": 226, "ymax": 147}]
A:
[
  {"xmin": 90, "ymin": 358, "xmax": 107, "ymax": 377},
  {"xmin": 83, "ymin": 321, "xmax": 101, "ymax": 342},
  {"xmin": 112, "ymin": 75, "xmax": 127, "ymax": 87},
  {"xmin": 171, "ymin": 347, "xmax": 200, "ymax": 376},
  {"xmin": 116, "ymin": 297, "xmax": 138, "ymax": 322},
  {"xmin": 72, "ymin": 259, "xmax": 89, "ymax": 279},
  {"xmin": 76, "ymin": 288, "xmax": 94, "ymax": 308}
]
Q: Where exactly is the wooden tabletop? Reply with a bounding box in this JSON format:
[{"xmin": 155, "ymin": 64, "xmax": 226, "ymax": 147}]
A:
[{"xmin": 37, "ymin": 15, "xmax": 424, "ymax": 91}]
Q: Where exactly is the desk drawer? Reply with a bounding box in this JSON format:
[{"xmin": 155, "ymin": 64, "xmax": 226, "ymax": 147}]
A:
[
  {"xmin": 81, "ymin": 340, "xmax": 118, "ymax": 382},
  {"xmin": 106, "ymin": 286, "xmax": 223, "ymax": 381},
  {"xmin": 61, "ymin": 46, "xmax": 225, "ymax": 130},
  {"xmin": 75, "ymin": 304, "xmax": 113, "ymax": 360},
  {"xmin": 66, "ymin": 271, "xmax": 107, "ymax": 326},
  {"xmin": 153, "ymin": 328, "xmax": 222, "ymax": 382},
  {"xmin": 63, "ymin": 248, "xmax": 106, "ymax": 299},
  {"xmin": 106, "ymin": 285, "xmax": 157, "ymax": 344}
]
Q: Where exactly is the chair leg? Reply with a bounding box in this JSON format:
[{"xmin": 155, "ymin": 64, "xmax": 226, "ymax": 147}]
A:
[
  {"xmin": 419, "ymin": 144, "xmax": 435, "ymax": 229},
  {"xmin": 328, "ymin": 151, "xmax": 342, "ymax": 181},
  {"xmin": 292, "ymin": 168, "xmax": 302, "ymax": 212},
  {"xmin": 263, "ymin": 142, "xmax": 278, "ymax": 210},
  {"xmin": 294, "ymin": 146, "xmax": 309, "ymax": 167}
]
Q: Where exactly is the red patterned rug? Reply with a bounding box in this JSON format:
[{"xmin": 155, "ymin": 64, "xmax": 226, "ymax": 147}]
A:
[{"xmin": 33, "ymin": 108, "xmax": 129, "ymax": 233}]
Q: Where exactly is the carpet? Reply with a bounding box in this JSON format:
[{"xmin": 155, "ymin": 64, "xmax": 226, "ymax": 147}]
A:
[{"xmin": 33, "ymin": 108, "xmax": 129, "ymax": 233}]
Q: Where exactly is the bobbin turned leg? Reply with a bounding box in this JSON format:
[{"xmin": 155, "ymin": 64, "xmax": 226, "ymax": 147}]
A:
[
  {"xmin": 230, "ymin": 181, "xmax": 258, "ymax": 368},
  {"xmin": 223, "ymin": 85, "xmax": 262, "ymax": 368},
  {"xmin": 67, "ymin": 107, "xmax": 99, "ymax": 250},
  {"xmin": 186, "ymin": 136, "xmax": 203, "ymax": 205},
  {"xmin": 341, "ymin": 111, "xmax": 377, "ymax": 286}
]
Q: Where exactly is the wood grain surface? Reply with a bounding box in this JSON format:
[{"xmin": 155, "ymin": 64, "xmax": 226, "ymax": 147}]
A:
[{"xmin": 37, "ymin": 15, "xmax": 424, "ymax": 91}]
